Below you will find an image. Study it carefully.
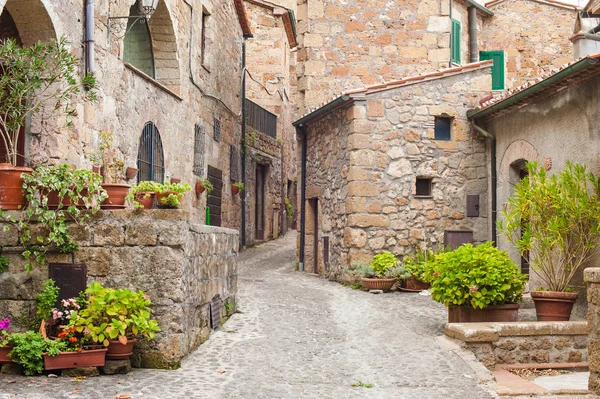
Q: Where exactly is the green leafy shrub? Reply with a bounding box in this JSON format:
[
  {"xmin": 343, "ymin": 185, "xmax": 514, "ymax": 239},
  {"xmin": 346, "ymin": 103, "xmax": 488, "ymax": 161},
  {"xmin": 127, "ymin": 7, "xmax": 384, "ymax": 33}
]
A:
[
  {"xmin": 403, "ymin": 245, "xmax": 450, "ymax": 283},
  {"xmin": 198, "ymin": 178, "xmax": 214, "ymax": 195},
  {"xmin": 126, "ymin": 180, "xmax": 162, "ymax": 209},
  {"xmin": 499, "ymin": 161, "xmax": 600, "ymax": 292},
  {"xmin": 369, "ymin": 251, "xmax": 398, "ymax": 277},
  {"xmin": 157, "ymin": 182, "xmax": 192, "ymax": 208},
  {"xmin": 0, "ymin": 247, "xmax": 7, "ymax": 273},
  {"xmin": 33, "ymin": 279, "xmax": 59, "ymax": 330},
  {"xmin": 423, "ymin": 242, "xmax": 527, "ymax": 309},
  {"xmin": 7, "ymin": 331, "xmax": 63, "ymax": 376},
  {"xmin": 232, "ymin": 182, "xmax": 245, "ymax": 192},
  {"xmin": 70, "ymin": 282, "xmax": 160, "ymax": 346},
  {"xmin": 285, "ymin": 197, "xmax": 294, "ymax": 222}
]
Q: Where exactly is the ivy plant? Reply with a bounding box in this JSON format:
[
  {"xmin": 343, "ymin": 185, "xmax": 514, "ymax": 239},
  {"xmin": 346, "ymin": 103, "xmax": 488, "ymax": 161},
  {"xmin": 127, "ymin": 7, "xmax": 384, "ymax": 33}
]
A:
[
  {"xmin": 423, "ymin": 242, "xmax": 527, "ymax": 309},
  {"xmin": 499, "ymin": 161, "xmax": 600, "ymax": 292}
]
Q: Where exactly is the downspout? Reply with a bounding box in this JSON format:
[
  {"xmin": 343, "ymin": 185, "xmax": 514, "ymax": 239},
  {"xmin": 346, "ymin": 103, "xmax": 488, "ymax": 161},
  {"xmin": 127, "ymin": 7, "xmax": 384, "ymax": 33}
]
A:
[
  {"xmin": 85, "ymin": 0, "xmax": 94, "ymax": 75},
  {"xmin": 449, "ymin": 0, "xmax": 453, "ymax": 68},
  {"xmin": 298, "ymin": 126, "xmax": 307, "ymax": 272},
  {"xmin": 471, "ymin": 119, "xmax": 497, "ymax": 246},
  {"xmin": 241, "ymin": 39, "xmax": 247, "ymax": 248},
  {"xmin": 468, "ymin": 6, "xmax": 478, "ymax": 63}
]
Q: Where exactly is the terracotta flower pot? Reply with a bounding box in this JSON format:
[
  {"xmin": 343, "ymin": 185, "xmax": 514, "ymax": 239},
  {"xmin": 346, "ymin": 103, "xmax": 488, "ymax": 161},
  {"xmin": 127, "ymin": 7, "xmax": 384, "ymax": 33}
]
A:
[
  {"xmin": 0, "ymin": 163, "xmax": 33, "ymax": 210},
  {"xmin": 156, "ymin": 191, "xmax": 179, "ymax": 208},
  {"xmin": 361, "ymin": 277, "xmax": 397, "ymax": 292},
  {"xmin": 135, "ymin": 192, "xmax": 156, "ymax": 209},
  {"xmin": 100, "ymin": 183, "xmax": 130, "ymax": 209},
  {"xmin": 231, "ymin": 185, "xmax": 239, "ymax": 195},
  {"xmin": 0, "ymin": 345, "xmax": 13, "ymax": 363},
  {"xmin": 106, "ymin": 338, "xmax": 136, "ymax": 360},
  {"xmin": 448, "ymin": 303, "xmax": 520, "ymax": 323},
  {"xmin": 45, "ymin": 189, "xmax": 89, "ymax": 209},
  {"xmin": 125, "ymin": 167, "xmax": 138, "ymax": 180},
  {"xmin": 170, "ymin": 177, "xmax": 181, "ymax": 184},
  {"xmin": 400, "ymin": 276, "xmax": 431, "ymax": 292},
  {"xmin": 530, "ymin": 291, "xmax": 578, "ymax": 321},
  {"xmin": 195, "ymin": 181, "xmax": 205, "ymax": 197},
  {"xmin": 43, "ymin": 348, "xmax": 107, "ymax": 370}
]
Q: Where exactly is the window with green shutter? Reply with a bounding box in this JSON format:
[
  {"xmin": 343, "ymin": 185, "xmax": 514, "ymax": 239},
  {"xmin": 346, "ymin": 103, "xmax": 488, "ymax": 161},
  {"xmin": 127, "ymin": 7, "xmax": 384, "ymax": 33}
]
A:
[
  {"xmin": 480, "ymin": 50, "xmax": 505, "ymax": 90},
  {"xmin": 451, "ymin": 19, "xmax": 461, "ymax": 64}
]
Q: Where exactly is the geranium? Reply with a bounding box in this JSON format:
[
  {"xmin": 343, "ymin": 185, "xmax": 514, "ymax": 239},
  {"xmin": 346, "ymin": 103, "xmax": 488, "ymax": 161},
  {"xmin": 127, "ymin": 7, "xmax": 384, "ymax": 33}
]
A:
[
  {"xmin": 0, "ymin": 318, "xmax": 9, "ymax": 331},
  {"xmin": 0, "ymin": 318, "xmax": 10, "ymax": 347}
]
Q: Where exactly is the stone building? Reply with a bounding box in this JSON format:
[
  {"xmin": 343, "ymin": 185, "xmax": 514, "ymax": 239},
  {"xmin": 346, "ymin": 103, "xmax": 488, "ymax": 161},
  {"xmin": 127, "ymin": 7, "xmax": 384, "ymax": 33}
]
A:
[
  {"xmin": 243, "ymin": 0, "xmax": 299, "ymax": 245},
  {"xmin": 294, "ymin": 62, "xmax": 493, "ymax": 275}
]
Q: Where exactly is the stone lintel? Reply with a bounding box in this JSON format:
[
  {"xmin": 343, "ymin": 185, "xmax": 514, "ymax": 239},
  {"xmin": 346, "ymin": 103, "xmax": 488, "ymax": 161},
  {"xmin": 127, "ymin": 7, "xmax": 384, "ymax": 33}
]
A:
[{"xmin": 445, "ymin": 321, "xmax": 588, "ymax": 343}]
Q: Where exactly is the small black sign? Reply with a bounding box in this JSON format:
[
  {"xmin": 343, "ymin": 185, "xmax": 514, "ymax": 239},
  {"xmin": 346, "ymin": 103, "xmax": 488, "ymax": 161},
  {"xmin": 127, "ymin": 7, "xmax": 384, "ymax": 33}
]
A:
[{"xmin": 48, "ymin": 263, "xmax": 87, "ymax": 304}]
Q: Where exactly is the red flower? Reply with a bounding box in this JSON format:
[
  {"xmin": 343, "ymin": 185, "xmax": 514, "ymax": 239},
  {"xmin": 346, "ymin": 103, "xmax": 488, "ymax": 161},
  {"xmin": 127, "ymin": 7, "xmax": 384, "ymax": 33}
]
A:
[{"xmin": 69, "ymin": 337, "xmax": 77, "ymax": 343}]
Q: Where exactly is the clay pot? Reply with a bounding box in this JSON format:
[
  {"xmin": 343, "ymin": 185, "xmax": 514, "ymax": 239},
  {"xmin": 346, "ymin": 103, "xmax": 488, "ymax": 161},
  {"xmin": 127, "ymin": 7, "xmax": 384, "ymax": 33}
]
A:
[
  {"xmin": 195, "ymin": 181, "xmax": 205, "ymax": 197},
  {"xmin": 106, "ymin": 338, "xmax": 136, "ymax": 360},
  {"xmin": 448, "ymin": 303, "xmax": 520, "ymax": 323},
  {"xmin": 135, "ymin": 192, "xmax": 155, "ymax": 209},
  {"xmin": 231, "ymin": 185, "xmax": 239, "ymax": 195},
  {"xmin": 400, "ymin": 276, "xmax": 431, "ymax": 292},
  {"xmin": 100, "ymin": 183, "xmax": 130, "ymax": 209},
  {"xmin": 0, "ymin": 345, "xmax": 13, "ymax": 363},
  {"xmin": 43, "ymin": 348, "xmax": 107, "ymax": 370},
  {"xmin": 170, "ymin": 177, "xmax": 181, "ymax": 184},
  {"xmin": 45, "ymin": 189, "xmax": 89, "ymax": 209},
  {"xmin": 361, "ymin": 277, "xmax": 397, "ymax": 292},
  {"xmin": 0, "ymin": 163, "xmax": 33, "ymax": 210},
  {"xmin": 125, "ymin": 167, "xmax": 139, "ymax": 180},
  {"xmin": 530, "ymin": 291, "xmax": 578, "ymax": 321},
  {"xmin": 156, "ymin": 191, "xmax": 177, "ymax": 208}
]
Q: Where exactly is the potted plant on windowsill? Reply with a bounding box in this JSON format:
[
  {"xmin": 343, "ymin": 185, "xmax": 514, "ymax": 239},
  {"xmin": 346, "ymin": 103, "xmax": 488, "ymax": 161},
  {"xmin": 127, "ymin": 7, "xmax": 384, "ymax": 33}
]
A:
[
  {"xmin": 126, "ymin": 181, "xmax": 161, "ymax": 209},
  {"xmin": 0, "ymin": 37, "xmax": 96, "ymax": 210},
  {"xmin": 423, "ymin": 242, "xmax": 527, "ymax": 323},
  {"xmin": 70, "ymin": 282, "xmax": 160, "ymax": 360},
  {"xmin": 195, "ymin": 178, "xmax": 214, "ymax": 197},
  {"xmin": 90, "ymin": 130, "xmax": 130, "ymax": 209},
  {"xmin": 346, "ymin": 251, "xmax": 410, "ymax": 292},
  {"xmin": 499, "ymin": 161, "xmax": 600, "ymax": 321},
  {"xmin": 156, "ymin": 182, "xmax": 192, "ymax": 208},
  {"xmin": 231, "ymin": 182, "xmax": 244, "ymax": 195}
]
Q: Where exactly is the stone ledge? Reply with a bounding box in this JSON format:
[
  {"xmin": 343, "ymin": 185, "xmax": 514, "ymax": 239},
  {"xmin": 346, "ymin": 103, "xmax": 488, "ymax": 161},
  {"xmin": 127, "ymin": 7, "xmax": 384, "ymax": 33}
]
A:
[
  {"xmin": 445, "ymin": 321, "xmax": 588, "ymax": 343},
  {"xmin": 585, "ymin": 267, "xmax": 600, "ymax": 283}
]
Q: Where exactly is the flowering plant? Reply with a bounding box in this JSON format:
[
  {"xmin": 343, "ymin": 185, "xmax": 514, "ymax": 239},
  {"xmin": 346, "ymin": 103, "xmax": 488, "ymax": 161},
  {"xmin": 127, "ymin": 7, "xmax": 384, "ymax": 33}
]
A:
[
  {"xmin": 51, "ymin": 298, "xmax": 80, "ymax": 326},
  {"xmin": 0, "ymin": 318, "xmax": 10, "ymax": 346},
  {"xmin": 55, "ymin": 326, "xmax": 88, "ymax": 352}
]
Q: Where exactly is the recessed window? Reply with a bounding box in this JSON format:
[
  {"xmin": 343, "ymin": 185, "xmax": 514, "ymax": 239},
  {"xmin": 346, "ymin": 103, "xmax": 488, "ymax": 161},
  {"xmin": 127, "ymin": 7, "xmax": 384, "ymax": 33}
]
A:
[
  {"xmin": 123, "ymin": 5, "xmax": 155, "ymax": 78},
  {"xmin": 416, "ymin": 178, "xmax": 433, "ymax": 197},
  {"xmin": 434, "ymin": 117, "xmax": 452, "ymax": 141},
  {"xmin": 137, "ymin": 122, "xmax": 165, "ymax": 183},
  {"xmin": 201, "ymin": 10, "xmax": 210, "ymax": 69}
]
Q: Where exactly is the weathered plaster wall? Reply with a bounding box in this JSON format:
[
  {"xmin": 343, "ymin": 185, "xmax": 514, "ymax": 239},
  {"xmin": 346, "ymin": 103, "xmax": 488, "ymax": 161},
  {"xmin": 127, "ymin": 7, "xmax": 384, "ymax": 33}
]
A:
[
  {"xmin": 0, "ymin": 210, "xmax": 238, "ymax": 369},
  {"xmin": 482, "ymin": 0, "xmax": 578, "ymax": 89},
  {"xmin": 0, "ymin": 0, "xmax": 245, "ymax": 226},
  {"xmin": 295, "ymin": 0, "xmax": 484, "ymax": 115},
  {"xmin": 482, "ymin": 74, "xmax": 600, "ymax": 316}
]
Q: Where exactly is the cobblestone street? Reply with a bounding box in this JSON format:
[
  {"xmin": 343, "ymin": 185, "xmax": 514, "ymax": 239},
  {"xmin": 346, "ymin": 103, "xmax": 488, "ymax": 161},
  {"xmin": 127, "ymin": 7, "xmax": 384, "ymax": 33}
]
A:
[{"xmin": 0, "ymin": 233, "xmax": 516, "ymax": 398}]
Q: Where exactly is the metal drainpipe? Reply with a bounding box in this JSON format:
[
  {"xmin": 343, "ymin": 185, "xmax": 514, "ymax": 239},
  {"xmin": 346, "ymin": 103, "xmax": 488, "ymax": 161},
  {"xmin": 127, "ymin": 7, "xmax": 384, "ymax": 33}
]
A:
[
  {"xmin": 468, "ymin": 6, "xmax": 478, "ymax": 63},
  {"xmin": 298, "ymin": 126, "xmax": 307, "ymax": 272},
  {"xmin": 449, "ymin": 0, "xmax": 453, "ymax": 68},
  {"xmin": 584, "ymin": 33, "xmax": 600, "ymax": 42},
  {"xmin": 85, "ymin": 0, "xmax": 94, "ymax": 75},
  {"xmin": 241, "ymin": 40, "xmax": 247, "ymax": 249},
  {"xmin": 471, "ymin": 120, "xmax": 497, "ymax": 245}
]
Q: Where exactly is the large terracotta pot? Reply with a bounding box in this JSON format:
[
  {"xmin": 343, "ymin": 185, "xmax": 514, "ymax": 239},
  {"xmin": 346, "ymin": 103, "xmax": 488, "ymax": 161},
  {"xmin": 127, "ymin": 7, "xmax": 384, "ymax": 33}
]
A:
[
  {"xmin": 361, "ymin": 277, "xmax": 397, "ymax": 292},
  {"xmin": 106, "ymin": 338, "xmax": 136, "ymax": 360},
  {"xmin": 401, "ymin": 276, "xmax": 430, "ymax": 292},
  {"xmin": 448, "ymin": 303, "xmax": 520, "ymax": 323},
  {"xmin": 0, "ymin": 345, "xmax": 13, "ymax": 363},
  {"xmin": 45, "ymin": 189, "xmax": 89, "ymax": 209},
  {"xmin": 530, "ymin": 291, "xmax": 578, "ymax": 321},
  {"xmin": 43, "ymin": 348, "xmax": 107, "ymax": 370},
  {"xmin": 100, "ymin": 183, "xmax": 130, "ymax": 209},
  {"xmin": 231, "ymin": 185, "xmax": 240, "ymax": 195},
  {"xmin": 0, "ymin": 163, "xmax": 33, "ymax": 210}
]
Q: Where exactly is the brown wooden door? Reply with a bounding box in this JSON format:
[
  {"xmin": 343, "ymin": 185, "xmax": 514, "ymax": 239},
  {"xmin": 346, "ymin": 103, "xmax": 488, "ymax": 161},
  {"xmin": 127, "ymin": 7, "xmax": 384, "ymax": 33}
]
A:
[
  {"xmin": 444, "ymin": 230, "xmax": 473, "ymax": 250},
  {"xmin": 309, "ymin": 198, "xmax": 319, "ymax": 274},
  {"xmin": 255, "ymin": 164, "xmax": 266, "ymax": 241},
  {"xmin": 207, "ymin": 166, "xmax": 223, "ymax": 226}
]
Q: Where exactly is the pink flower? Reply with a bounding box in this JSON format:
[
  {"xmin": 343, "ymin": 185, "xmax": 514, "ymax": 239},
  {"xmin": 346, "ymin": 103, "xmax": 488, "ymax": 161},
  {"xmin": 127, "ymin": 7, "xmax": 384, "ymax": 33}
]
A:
[{"xmin": 469, "ymin": 285, "xmax": 478, "ymax": 293}]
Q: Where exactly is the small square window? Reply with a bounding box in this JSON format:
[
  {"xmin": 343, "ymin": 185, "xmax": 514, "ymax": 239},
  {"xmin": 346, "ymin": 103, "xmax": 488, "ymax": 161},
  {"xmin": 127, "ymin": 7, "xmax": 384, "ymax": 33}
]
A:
[
  {"xmin": 434, "ymin": 117, "xmax": 451, "ymax": 141},
  {"xmin": 416, "ymin": 178, "xmax": 432, "ymax": 196}
]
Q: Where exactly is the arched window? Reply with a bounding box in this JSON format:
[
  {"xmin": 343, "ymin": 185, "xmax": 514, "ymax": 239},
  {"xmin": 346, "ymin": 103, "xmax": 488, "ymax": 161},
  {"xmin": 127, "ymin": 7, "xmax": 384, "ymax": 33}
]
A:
[
  {"xmin": 137, "ymin": 122, "xmax": 164, "ymax": 183},
  {"xmin": 123, "ymin": 4, "xmax": 155, "ymax": 78}
]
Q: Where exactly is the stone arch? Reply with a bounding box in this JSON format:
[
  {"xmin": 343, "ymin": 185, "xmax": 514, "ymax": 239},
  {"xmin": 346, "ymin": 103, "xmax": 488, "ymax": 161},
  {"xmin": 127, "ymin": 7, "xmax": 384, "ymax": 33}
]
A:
[
  {"xmin": 498, "ymin": 139, "xmax": 540, "ymax": 188},
  {"xmin": 147, "ymin": 0, "xmax": 180, "ymax": 94},
  {"xmin": 0, "ymin": 0, "xmax": 57, "ymax": 46}
]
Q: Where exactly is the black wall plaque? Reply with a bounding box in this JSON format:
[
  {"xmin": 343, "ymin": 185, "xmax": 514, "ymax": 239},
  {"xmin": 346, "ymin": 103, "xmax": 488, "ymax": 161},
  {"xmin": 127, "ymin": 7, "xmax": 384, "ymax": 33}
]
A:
[{"xmin": 48, "ymin": 263, "xmax": 87, "ymax": 304}]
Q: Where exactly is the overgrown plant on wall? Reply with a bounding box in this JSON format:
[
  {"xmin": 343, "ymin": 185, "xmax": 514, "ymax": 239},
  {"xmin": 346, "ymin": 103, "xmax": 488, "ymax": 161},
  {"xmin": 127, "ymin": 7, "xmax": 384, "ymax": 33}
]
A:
[
  {"xmin": 0, "ymin": 37, "xmax": 96, "ymax": 165},
  {"xmin": 499, "ymin": 161, "xmax": 600, "ymax": 292}
]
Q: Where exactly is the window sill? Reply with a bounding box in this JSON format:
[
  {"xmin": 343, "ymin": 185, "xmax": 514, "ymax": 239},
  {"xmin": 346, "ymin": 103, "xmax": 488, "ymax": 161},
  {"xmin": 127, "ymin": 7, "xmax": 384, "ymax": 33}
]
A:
[
  {"xmin": 123, "ymin": 62, "xmax": 183, "ymax": 102},
  {"xmin": 414, "ymin": 195, "xmax": 433, "ymax": 199}
]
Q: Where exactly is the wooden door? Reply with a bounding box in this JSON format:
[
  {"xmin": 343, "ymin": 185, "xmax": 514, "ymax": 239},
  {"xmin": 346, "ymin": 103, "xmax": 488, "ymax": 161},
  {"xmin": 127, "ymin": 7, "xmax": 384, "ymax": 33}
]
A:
[
  {"xmin": 207, "ymin": 166, "xmax": 222, "ymax": 226},
  {"xmin": 255, "ymin": 164, "xmax": 266, "ymax": 241}
]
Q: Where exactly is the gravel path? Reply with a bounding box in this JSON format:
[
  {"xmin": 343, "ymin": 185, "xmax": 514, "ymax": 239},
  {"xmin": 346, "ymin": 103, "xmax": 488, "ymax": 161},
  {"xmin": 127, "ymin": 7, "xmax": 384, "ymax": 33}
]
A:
[{"xmin": 1, "ymin": 232, "xmax": 500, "ymax": 398}]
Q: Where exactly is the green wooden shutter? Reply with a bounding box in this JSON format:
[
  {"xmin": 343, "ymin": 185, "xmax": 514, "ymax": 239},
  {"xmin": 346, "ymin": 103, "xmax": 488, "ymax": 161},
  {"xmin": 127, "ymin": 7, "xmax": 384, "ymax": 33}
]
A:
[
  {"xmin": 451, "ymin": 19, "xmax": 461, "ymax": 64},
  {"xmin": 480, "ymin": 50, "xmax": 505, "ymax": 90}
]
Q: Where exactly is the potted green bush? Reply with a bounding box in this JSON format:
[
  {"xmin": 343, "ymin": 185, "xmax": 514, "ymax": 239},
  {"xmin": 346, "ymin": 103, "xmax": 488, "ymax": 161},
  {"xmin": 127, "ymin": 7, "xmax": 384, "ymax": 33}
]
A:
[
  {"xmin": 195, "ymin": 178, "xmax": 213, "ymax": 197},
  {"xmin": 156, "ymin": 182, "xmax": 192, "ymax": 208},
  {"xmin": 402, "ymin": 246, "xmax": 449, "ymax": 292},
  {"xmin": 0, "ymin": 317, "xmax": 12, "ymax": 364},
  {"xmin": 0, "ymin": 37, "xmax": 96, "ymax": 210},
  {"xmin": 346, "ymin": 251, "xmax": 409, "ymax": 292},
  {"xmin": 70, "ymin": 282, "xmax": 160, "ymax": 360},
  {"xmin": 424, "ymin": 242, "xmax": 527, "ymax": 323},
  {"xmin": 231, "ymin": 182, "xmax": 244, "ymax": 195},
  {"xmin": 126, "ymin": 181, "xmax": 162, "ymax": 209},
  {"xmin": 499, "ymin": 161, "xmax": 600, "ymax": 321}
]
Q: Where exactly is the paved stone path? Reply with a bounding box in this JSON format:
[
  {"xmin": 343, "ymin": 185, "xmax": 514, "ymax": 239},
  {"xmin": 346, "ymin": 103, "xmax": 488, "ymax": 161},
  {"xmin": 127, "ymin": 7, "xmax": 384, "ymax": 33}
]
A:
[{"xmin": 0, "ymin": 232, "xmax": 589, "ymax": 398}]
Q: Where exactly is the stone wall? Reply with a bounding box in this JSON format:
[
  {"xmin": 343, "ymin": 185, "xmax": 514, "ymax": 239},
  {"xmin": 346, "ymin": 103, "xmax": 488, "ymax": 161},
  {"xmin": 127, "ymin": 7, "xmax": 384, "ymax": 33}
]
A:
[
  {"xmin": 0, "ymin": 210, "xmax": 239, "ymax": 369},
  {"xmin": 295, "ymin": 0, "xmax": 485, "ymax": 115},
  {"xmin": 445, "ymin": 321, "xmax": 588, "ymax": 370},
  {"xmin": 301, "ymin": 65, "xmax": 492, "ymax": 275},
  {"xmin": 1, "ymin": 0, "xmax": 246, "ymax": 226},
  {"xmin": 481, "ymin": 0, "xmax": 578, "ymax": 89},
  {"xmin": 586, "ymin": 268, "xmax": 600, "ymax": 392}
]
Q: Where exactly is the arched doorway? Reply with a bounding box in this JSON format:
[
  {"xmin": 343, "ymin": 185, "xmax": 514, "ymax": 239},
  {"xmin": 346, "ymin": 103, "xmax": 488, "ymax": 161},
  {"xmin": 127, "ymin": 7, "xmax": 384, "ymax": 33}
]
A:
[{"xmin": 509, "ymin": 159, "xmax": 530, "ymax": 275}]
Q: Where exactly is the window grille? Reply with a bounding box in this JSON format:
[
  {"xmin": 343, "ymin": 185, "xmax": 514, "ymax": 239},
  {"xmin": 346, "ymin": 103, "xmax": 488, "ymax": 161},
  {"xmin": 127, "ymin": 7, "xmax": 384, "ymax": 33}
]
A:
[
  {"xmin": 213, "ymin": 118, "xmax": 221, "ymax": 141},
  {"xmin": 137, "ymin": 122, "xmax": 165, "ymax": 183}
]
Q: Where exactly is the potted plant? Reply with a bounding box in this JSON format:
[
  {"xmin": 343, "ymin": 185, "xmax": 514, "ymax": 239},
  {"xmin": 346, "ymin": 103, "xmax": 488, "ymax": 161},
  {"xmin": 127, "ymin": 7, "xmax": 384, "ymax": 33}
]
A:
[
  {"xmin": 126, "ymin": 181, "xmax": 161, "ymax": 209},
  {"xmin": 424, "ymin": 242, "xmax": 527, "ymax": 323},
  {"xmin": 499, "ymin": 161, "xmax": 600, "ymax": 321},
  {"xmin": 0, "ymin": 37, "xmax": 96, "ymax": 210},
  {"xmin": 156, "ymin": 182, "xmax": 192, "ymax": 208},
  {"xmin": 195, "ymin": 178, "xmax": 214, "ymax": 197},
  {"xmin": 346, "ymin": 251, "xmax": 409, "ymax": 292},
  {"xmin": 231, "ymin": 182, "xmax": 244, "ymax": 195},
  {"xmin": 70, "ymin": 282, "xmax": 160, "ymax": 360},
  {"xmin": 93, "ymin": 130, "xmax": 130, "ymax": 209},
  {"xmin": 402, "ymin": 245, "xmax": 449, "ymax": 292},
  {"xmin": 42, "ymin": 327, "xmax": 107, "ymax": 370},
  {"xmin": 7, "ymin": 331, "xmax": 52, "ymax": 375},
  {"xmin": 0, "ymin": 318, "xmax": 12, "ymax": 364}
]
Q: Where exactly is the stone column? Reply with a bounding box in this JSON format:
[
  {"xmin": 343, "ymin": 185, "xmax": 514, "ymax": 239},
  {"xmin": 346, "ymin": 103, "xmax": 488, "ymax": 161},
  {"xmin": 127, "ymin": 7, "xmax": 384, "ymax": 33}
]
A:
[{"xmin": 586, "ymin": 268, "xmax": 600, "ymax": 393}]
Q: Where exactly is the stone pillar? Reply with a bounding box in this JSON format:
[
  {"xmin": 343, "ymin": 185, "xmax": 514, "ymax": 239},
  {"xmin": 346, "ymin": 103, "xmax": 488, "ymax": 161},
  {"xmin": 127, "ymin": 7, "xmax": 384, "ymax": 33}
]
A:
[{"xmin": 586, "ymin": 268, "xmax": 600, "ymax": 393}]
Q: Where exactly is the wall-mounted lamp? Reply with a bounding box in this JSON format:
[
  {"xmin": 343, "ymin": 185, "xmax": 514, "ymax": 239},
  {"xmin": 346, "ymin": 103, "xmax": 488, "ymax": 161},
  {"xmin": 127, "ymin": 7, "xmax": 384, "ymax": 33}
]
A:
[{"xmin": 107, "ymin": 0, "xmax": 160, "ymax": 39}]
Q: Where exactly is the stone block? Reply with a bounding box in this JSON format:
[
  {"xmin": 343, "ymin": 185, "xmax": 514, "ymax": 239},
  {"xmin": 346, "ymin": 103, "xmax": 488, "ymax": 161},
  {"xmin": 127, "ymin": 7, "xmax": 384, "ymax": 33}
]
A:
[
  {"xmin": 589, "ymin": 339, "xmax": 600, "ymax": 372},
  {"xmin": 399, "ymin": 46, "xmax": 428, "ymax": 59},
  {"xmin": 67, "ymin": 224, "xmax": 91, "ymax": 246},
  {"xmin": 348, "ymin": 214, "xmax": 389, "ymax": 228},
  {"xmin": 347, "ymin": 134, "xmax": 370, "ymax": 150},
  {"xmin": 74, "ymin": 247, "xmax": 110, "ymax": 277},
  {"xmin": 125, "ymin": 221, "xmax": 158, "ymax": 246},
  {"xmin": 367, "ymin": 100, "xmax": 384, "ymax": 117},
  {"xmin": 158, "ymin": 223, "xmax": 189, "ymax": 247},
  {"xmin": 61, "ymin": 367, "xmax": 100, "ymax": 377},
  {"xmin": 101, "ymin": 359, "xmax": 132, "ymax": 375},
  {"xmin": 343, "ymin": 228, "xmax": 366, "ymax": 248},
  {"xmin": 93, "ymin": 223, "xmax": 124, "ymax": 246},
  {"xmin": 347, "ymin": 167, "xmax": 367, "ymax": 182},
  {"xmin": 428, "ymin": 48, "xmax": 449, "ymax": 63},
  {"xmin": 387, "ymin": 159, "xmax": 413, "ymax": 178},
  {"xmin": 347, "ymin": 182, "xmax": 379, "ymax": 197},
  {"xmin": 345, "ymin": 197, "xmax": 367, "ymax": 213}
]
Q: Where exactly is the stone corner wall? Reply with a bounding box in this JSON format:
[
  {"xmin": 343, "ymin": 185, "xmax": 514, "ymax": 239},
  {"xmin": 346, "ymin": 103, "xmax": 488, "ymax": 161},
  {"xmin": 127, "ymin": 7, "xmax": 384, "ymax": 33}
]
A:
[
  {"xmin": 585, "ymin": 267, "xmax": 600, "ymax": 392},
  {"xmin": 0, "ymin": 209, "xmax": 239, "ymax": 369}
]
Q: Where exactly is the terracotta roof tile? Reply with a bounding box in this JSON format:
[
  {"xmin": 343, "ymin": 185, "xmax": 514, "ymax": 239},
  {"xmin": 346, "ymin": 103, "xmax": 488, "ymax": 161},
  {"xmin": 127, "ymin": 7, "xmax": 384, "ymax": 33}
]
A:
[
  {"xmin": 485, "ymin": 0, "xmax": 580, "ymax": 10},
  {"xmin": 234, "ymin": 0, "xmax": 252, "ymax": 37}
]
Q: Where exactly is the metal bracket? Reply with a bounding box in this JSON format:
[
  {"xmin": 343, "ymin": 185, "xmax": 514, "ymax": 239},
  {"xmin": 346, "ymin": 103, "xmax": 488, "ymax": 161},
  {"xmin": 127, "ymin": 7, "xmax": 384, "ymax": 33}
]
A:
[{"xmin": 107, "ymin": 13, "xmax": 148, "ymax": 40}]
